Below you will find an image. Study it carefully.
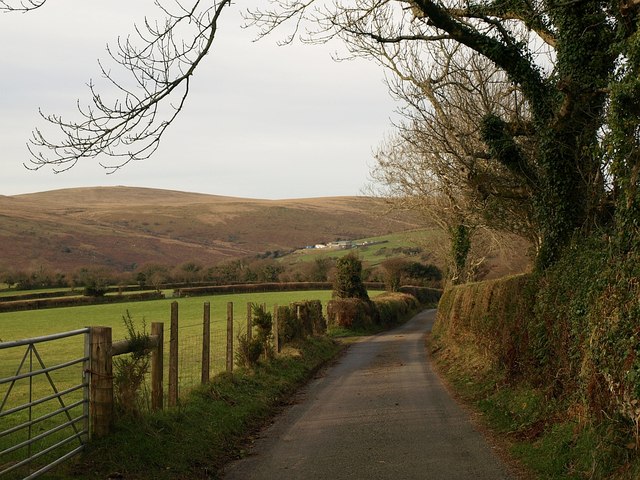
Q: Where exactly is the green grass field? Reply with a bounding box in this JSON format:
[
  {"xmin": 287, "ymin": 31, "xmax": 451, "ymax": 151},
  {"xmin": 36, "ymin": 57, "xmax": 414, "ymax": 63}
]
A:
[
  {"xmin": 0, "ymin": 290, "xmax": 341, "ymax": 340},
  {"xmin": 1, "ymin": 289, "xmax": 367, "ymax": 478},
  {"xmin": 282, "ymin": 229, "xmax": 446, "ymax": 268}
]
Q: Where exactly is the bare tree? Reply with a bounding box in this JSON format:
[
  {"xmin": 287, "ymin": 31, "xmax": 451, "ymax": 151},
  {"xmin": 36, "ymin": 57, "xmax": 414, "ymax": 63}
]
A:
[
  {"xmin": 361, "ymin": 31, "xmax": 541, "ymax": 242},
  {"xmin": 366, "ymin": 44, "xmax": 537, "ymax": 283}
]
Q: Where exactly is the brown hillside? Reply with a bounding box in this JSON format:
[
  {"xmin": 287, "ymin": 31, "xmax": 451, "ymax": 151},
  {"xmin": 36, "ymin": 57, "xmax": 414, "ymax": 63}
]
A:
[{"xmin": 0, "ymin": 187, "xmax": 423, "ymax": 273}]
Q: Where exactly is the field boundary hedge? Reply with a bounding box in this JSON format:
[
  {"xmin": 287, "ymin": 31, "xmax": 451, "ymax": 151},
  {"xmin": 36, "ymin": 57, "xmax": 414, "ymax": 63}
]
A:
[
  {"xmin": 174, "ymin": 281, "xmax": 386, "ymax": 297},
  {"xmin": 327, "ymin": 287, "xmax": 441, "ymax": 330},
  {"xmin": 0, "ymin": 285, "xmax": 158, "ymax": 302},
  {"xmin": 434, "ymin": 274, "xmax": 534, "ymax": 375},
  {"xmin": 0, "ymin": 291, "xmax": 165, "ymax": 313},
  {"xmin": 397, "ymin": 285, "xmax": 442, "ymax": 306}
]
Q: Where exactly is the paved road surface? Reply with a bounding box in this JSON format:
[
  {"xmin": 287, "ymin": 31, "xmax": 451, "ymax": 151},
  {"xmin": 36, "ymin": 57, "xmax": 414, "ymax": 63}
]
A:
[{"xmin": 222, "ymin": 309, "xmax": 514, "ymax": 479}]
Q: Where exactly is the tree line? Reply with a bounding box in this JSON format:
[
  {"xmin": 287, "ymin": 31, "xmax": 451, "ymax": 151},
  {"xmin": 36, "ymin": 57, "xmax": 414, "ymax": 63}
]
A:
[{"xmin": 0, "ymin": 254, "xmax": 442, "ymax": 294}]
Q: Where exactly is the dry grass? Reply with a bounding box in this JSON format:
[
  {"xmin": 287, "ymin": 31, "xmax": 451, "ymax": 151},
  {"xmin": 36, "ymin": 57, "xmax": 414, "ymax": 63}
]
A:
[{"xmin": 0, "ymin": 187, "xmax": 423, "ymax": 273}]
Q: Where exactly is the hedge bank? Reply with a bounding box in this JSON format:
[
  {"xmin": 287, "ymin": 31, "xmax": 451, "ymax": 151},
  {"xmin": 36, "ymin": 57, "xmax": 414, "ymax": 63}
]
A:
[
  {"xmin": 275, "ymin": 300, "xmax": 327, "ymax": 343},
  {"xmin": 327, "ymin": 287, "xmax": 440, "ymax": 330},
  {"xmin": 175, "ymin": 281, "xmax": 385, "ymax": 297},
  {"xmin": 433, "ymin": 238, "xmax": 640, "ymax": 478},
  {"xmin": 0, "ymin": 291, "xmax": 165, "ymax": 313}
]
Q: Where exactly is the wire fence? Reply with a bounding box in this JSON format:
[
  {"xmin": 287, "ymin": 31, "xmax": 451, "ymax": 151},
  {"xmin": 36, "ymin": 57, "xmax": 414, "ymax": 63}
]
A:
[
  {"xmin": 1, "ymin": 295, "xmax": 327, "ymax": 478},
  {"xmin": 170, "ymin": 318, "xmax": 227, "ymax": 393},
  {"xmin": 160, "ymin": 301, "xmax": 273, "ymax": 404}
]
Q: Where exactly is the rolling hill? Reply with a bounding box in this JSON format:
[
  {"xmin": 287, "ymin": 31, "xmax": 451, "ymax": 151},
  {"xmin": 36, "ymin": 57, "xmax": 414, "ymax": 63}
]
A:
[{"xmin": 0, "ymin": 186, "xmax": 426, "ymax": 273}]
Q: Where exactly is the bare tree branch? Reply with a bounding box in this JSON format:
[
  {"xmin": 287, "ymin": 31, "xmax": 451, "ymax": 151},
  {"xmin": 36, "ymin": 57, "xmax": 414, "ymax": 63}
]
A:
[
  {"xmin": 0, "ymin": 0, "xmax": 46, "ymax": 12},
  {"xmin": 25, "ymin": 0, "xmax": 232, "ymax": 173}
]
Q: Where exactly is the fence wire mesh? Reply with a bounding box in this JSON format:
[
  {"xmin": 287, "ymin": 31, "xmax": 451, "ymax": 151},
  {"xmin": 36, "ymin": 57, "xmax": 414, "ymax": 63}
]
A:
[{"xmin": 160, "ymin": 303, "xmax": 256, "ymax": 404}]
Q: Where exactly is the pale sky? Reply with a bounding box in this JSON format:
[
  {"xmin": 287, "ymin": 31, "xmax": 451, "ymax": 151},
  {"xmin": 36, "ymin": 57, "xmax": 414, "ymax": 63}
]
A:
[{"xmin": 0, "ymin": 1, "xmax": 397, "ymax": 199}]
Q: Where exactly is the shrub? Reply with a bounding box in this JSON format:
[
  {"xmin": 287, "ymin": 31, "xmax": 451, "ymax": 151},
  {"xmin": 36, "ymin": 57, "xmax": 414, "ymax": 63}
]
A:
[
  {"xmin": 235, "ymin": 332, "xmax": 263, "ymax": 369},
  {"xmin": 74, "ymin": 267, "xmax": 112, "ymax": 297},
  {"xmin": 251, "ymin": 304, "xmax": 274, "ymax": 360},
  {"xmin": 403, "ymin": 262, "xmax": 443, "ymax": 284},
  {"xmin": 276, "ymin": 305, "xmax": 302, "ymax": 344},
  {"xmin": 84, "ymin": 284, "xmax": 107, "ymax": 297},
  {"xmin": 333, "ymin": 253, "xmax": 369, "ymax": 300},
  {"xmin": 291, "ymin": 300, "xmax": 326, "ymax": 336},
  {"xmin": 274, "ymin": 300, "xmax": 328, "ymax": 346},
  {"xmin": 113, "ymin": 311, "xmax": 152, "ymax": 416}
]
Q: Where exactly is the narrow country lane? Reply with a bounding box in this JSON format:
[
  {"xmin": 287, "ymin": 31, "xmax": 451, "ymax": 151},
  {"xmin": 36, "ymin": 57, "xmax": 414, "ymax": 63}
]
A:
[{"xmin": 221, "ymin": 309, "xmax": 514, "ymax": 480}]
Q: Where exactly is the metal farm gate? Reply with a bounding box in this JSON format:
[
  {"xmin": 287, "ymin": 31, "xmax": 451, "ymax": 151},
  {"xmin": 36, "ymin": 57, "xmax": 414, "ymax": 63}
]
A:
[{"xmin": 0, "ymin": 329, "xmax": 90, "ymax": 479}]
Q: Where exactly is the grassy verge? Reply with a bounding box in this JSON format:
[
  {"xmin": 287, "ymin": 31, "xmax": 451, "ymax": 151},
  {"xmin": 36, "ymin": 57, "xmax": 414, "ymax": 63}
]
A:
[
  {"xmin": 429, "ymin": 334, "xmax": 640, "ymax": 480},
  {"xmin": 48, "ymin": 336, "xmax": 342, "ymax": 480}
]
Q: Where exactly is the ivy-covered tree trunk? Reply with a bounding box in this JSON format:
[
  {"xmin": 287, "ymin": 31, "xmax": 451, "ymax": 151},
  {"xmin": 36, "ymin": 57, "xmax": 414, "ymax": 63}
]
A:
[
  {"xmin": 531, "ymin": 4, "xmax": 614, "ymax": 268},
  {"xmin": 449, "ymin": 224, "xmax": 471, "ymax": 285},
  {"xmin": 609, "ymin": 20, "xmax": 640, "ymax": 253},
  {"xmin": 473, "ymin": 2, "xmax": 615, "ymax": 269}
]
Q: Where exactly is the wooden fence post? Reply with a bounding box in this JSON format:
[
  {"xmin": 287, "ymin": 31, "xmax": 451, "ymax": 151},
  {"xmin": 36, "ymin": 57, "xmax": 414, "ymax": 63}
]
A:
[
  {"xmin": 151, "ymin": 322, "xmax": 164, "ymax": 411},
  {"xmin": 202, "ymin": 302, "xmax": 211, "ymax": 384},
  {"xmin": 273, "ymin": 304, "xmax": 279, "ymax": 354},
  {"xmin": 169, "ymin": 301, "xmax": 179, "ymax": 407},
  {"xmin": 226, "ymin": 302, "xmax": 234, "ymax": 373},
  {"xmin": 247, "ymin": 302, "xmax": 253, "ymax": 340},
  {"xmin": 89, "ymin": 326, "xmax": 113, "ymax": 439}
]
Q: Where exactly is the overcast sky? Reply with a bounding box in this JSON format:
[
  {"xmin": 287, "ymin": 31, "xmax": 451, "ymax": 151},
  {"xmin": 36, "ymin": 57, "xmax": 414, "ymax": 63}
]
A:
[{"xmin": 0, "ymin": 1, "xmax": 398, "ymax": 199}]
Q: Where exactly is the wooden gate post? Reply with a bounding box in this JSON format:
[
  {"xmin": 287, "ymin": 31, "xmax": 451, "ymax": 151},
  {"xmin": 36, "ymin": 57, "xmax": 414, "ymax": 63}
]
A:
[
  {"xmin": 89, "ymin": 326, "xmax": 113, "ymax": 439},
  {"xmin": 169, "ymin": 301, "xmax": 179, "ymax": 407},
  {"xmin": 202, "ymin": 302, "xmax": 211, "ymax": 384},
  {"xmin": 226, "ymin": 302, "xmax": 234, "ymax": 373},
  {"xmin": 151, "ymin": 322, "xmax": 164, "ymax": 411}
]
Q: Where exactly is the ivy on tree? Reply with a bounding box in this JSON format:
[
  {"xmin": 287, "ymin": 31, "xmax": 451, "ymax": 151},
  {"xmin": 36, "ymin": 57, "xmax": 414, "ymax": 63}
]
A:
[{"xmin": 333, "ymin": 253, "xmax": 369, "ymax": 300}]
